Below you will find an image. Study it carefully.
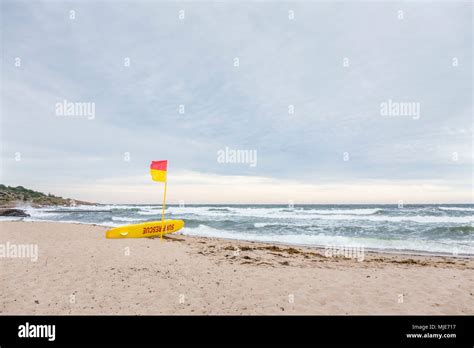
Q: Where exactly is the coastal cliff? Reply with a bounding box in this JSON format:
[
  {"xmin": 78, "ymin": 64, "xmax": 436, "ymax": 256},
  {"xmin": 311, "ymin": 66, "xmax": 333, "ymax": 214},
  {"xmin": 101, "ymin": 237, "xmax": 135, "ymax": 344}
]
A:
[{"xmin": 0, "ymin": 184, "xmax": 94, "ymax": 212}]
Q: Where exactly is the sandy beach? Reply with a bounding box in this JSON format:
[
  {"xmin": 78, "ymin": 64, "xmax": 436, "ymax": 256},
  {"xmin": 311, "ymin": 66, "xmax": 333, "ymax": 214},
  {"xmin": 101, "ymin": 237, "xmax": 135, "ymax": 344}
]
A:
[{"xmin": 0, "ymin": 221, "xmax": 473, "ymax": 315}]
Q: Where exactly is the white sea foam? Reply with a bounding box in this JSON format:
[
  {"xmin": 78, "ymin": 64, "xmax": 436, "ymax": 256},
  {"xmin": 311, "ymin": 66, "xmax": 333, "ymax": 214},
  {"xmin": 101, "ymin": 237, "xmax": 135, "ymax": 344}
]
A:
[
  {"xmin": 39, "ymin": 205, "xmax": 104, "ymax": 211},
  {"xmin": 24, "ymin": 208, "xmax": 60, "ymax": 218},
  {"xmin": 439, "ymin": 207, "xmax": 474, "ymax": 212},
  {"xmin": 285, "ymin": 208, "xmax": 382, "ymax": 215},
  {"xmin": 24, "ymin": 218, "xmax": 121, "ymax": 228},
  {"xmin": 183, "ymin": 225, "xmax": 474, "ymax": 254},
  {"xmin": 167, "ymin": 206, "xmax": 222, "ymax": 216},
  {"xmin": 111, "ymin": 216, "xmax": 143, "ymax": 222},
  {"xmin": 0, "ymin": 216, "xmax": 24, "ymax": 221},
  {"xmin": 168, "ymin": 206, "xmax": 382, "ymax": 218},
  {"xmin": 306, "ymin": 214, "xmax": 472, "ymax": 224},
  {"xmin": 137, "ymin": 210, "xmax": 162, "ymax": 215},
  {"xmin": 254, "ymin": 222, "xmax": 271, "ymax": 228},
  {"xmin": 174, "ymin": 207, "xmax": 471, "ymax": 223},
  {"xmin": 40, "ymin": 204, "xmax": 150, "ymax": 211},
  {"xmin": 234, "ymin": 207, "xmax": 383, "ymax": 217},
  {"xmin": 17, "ymin": 205, "xmax": 474, "ymax": 225}
]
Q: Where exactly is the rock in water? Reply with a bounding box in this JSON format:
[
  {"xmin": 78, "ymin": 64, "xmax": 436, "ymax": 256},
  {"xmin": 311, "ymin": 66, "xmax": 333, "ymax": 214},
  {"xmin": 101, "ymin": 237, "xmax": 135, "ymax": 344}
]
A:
[{"xmin": 0, "ymin": 209, "xmax": 30, "ymax": 217}]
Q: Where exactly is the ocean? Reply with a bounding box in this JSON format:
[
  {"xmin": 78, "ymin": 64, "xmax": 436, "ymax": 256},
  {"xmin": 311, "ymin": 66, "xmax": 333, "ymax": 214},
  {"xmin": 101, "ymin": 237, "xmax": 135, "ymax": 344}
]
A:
[{"xmin": 3, "ymin": 204, "xmax": 473, "ymax": 256}]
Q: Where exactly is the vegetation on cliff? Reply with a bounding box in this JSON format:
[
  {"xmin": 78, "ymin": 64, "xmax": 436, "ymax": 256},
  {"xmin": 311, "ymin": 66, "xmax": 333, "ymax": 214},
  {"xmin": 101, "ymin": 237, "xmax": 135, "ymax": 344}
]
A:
[{"xmin": 0, "ymin": 184, "xmax": 94, "ymax": 207}]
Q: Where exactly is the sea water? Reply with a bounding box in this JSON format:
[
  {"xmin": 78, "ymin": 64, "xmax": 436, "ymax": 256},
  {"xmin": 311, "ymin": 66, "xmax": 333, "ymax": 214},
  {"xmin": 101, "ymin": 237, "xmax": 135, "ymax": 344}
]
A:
[{"xmin": 3, "ymin": 204, "xmax": 473, "ymax": 256}]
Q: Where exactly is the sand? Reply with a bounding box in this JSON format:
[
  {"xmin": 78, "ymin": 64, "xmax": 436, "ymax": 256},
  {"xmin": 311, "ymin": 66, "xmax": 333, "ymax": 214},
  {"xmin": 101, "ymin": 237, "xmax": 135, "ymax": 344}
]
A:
[{"xmin": 0, "ymin": 221, "xmax": 473, "ymax": 315}]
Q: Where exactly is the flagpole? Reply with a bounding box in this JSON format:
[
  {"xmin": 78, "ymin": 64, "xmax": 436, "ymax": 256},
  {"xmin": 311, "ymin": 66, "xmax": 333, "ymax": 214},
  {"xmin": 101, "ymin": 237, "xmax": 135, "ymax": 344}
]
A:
[{"xmin": 160, "ymin": 181, "xmax": 167, "ymax": 240}]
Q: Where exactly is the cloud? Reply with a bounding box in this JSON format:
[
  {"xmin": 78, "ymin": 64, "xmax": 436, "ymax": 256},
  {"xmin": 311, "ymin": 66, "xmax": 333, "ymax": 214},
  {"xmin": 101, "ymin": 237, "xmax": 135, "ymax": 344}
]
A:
[{"xmin": 1, "ymin": 1, "xmax": 472, "ymax": 202}]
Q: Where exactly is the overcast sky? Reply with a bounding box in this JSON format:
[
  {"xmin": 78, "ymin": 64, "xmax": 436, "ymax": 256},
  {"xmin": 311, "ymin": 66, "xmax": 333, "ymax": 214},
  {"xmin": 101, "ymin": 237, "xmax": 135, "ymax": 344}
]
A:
[{"xmin": 1, "ymin": 1, "xmax": 472, "ymax": 204}]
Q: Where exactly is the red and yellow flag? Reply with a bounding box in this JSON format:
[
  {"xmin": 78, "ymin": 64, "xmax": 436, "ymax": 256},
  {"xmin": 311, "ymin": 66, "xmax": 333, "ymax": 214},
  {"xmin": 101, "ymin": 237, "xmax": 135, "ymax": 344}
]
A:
[{"xmin": 150, "ymin": 160, "xmax": 167, "ymax": 182}]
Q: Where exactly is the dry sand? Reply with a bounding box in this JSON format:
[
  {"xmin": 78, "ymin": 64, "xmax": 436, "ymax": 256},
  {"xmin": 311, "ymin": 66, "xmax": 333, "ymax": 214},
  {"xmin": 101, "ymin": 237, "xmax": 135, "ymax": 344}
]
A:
[{"xmin": 1, "ymin": 221, "xmax": 473, "ymax": 315}]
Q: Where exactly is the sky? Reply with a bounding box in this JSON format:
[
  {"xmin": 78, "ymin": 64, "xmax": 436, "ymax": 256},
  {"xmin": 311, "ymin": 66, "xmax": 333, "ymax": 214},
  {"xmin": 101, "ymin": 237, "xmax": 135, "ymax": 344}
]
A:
[{"xmin": 1, "ymin": 1, "xmax": 472, "ymax": 204}]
